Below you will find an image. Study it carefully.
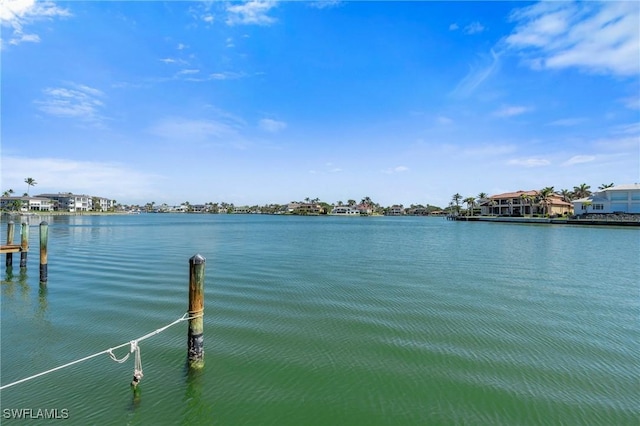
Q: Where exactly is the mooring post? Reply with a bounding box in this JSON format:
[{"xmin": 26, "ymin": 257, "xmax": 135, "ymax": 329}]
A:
[
  {"xmin": 40, "ymin": 221, "xmax": 48, "ymax": 283},
  {"xmin": 188, "ymin": 254, "xmax": 205, "ymax": 369},
  {"xmin": 19, "ymin": 222, "xmax": 28, "ymax": 268},
  {"xmin": 5, "ymin": 221, "xmax": 14, "ymax": 267}
]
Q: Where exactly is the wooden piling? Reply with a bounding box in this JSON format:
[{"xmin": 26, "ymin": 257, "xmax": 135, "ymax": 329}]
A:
[
  {"xmin": 40, "ymin": 221, "xmax": 48, "ymax": 283},
  {"xmin": 187, "ymin": 254, "xmax": 205, "ymax": 369},
  {"xmin": 19, "ymin": 223, "xmax": 28, "ymax": 268},
  {"xmin": 5, "ymin": 221, "xmax": 14, "ymax": 267}
]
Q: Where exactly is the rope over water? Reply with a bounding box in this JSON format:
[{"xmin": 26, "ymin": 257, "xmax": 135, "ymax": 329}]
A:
[{"xmin": 0, "ymin": 312, "xmax": 203, "ymax": 390}]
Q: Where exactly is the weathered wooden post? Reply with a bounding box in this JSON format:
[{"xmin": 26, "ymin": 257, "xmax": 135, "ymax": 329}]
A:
[
  {"xmin": 188, "ymin": 254, "xmax": 205, "ymax": 369},
  {"xmin": 19, "ymin": 222, "xmax": 28, "ymax": 268},
  {"xmin": 40, "ymin": 221, "xmax": 48, "ymax": 283},
  {"xmin": 5, "ymin": 221, "xmax": 14, "ymax": 267}
]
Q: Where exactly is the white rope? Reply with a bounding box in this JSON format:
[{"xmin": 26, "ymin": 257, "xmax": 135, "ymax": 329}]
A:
[{"xmin": 0, "ymin": 312, "xmax": 203, "ymax": 390}]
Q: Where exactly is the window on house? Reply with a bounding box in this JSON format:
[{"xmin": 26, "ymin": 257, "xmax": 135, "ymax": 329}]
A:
[{"xmin": 593, "ymin": 204, "xmax": 604, "ymax": 210}]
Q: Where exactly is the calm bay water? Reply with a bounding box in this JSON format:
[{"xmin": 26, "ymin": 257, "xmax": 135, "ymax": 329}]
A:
[{"xmin": 1, "ymin": 214, "xmax": 638, "ymax": 425}]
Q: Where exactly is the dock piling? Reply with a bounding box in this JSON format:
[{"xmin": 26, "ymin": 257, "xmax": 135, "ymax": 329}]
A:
[
  {"xmin": 187, "ymin": 254, "xmax": 206, "ymax": 369},
  {"xmin": 5, "ymin": 221, "xmax": 14, "ymax": 267},
  {"xmin": 19, "ymin": 223, "xmax": 28, "ymax": 268},
  {"xmin": 40, "ymin": 221, "xmax": 48, "ymax": 283}
]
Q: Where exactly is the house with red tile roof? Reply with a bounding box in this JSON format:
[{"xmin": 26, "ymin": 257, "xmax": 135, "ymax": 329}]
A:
[{"xmin": 481, "ymin": 190, "xmax": 573, "ymax": 217}]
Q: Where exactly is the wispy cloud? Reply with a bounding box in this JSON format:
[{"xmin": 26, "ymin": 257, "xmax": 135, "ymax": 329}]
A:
[
  {"xmin": 226, "ymin": 1, "xmax": 277, "ymax": 26},
  {"xmin": 547, "ymin": 117, "xmax": 587, "ymax": 127},
  {"xmin": 505, "ymin": 1, "xmax": 640, "ymax": 76},
  {"xmin": 451, "ymin": 49, "xmax": 501, "ymax": 98},
  {"xmin": 259, "ymin": 118, "xmax": 287, "ymax": 133},
  {"xmin": 507, "ymin": 158, "xmax": 551, "ymax": 167},
  {"xmin": 177, "ymin": 69, "xmax": 200, "ymax": 76},
  {"xmin": 492, "ymin": 105, "xmax": 532, "ymax": 117},
  {"xmin": 449, "ymin": 23, "xmax": 459, "ymax": 31},
  {"xmin": 437, "ymin": 115, "xmax": 453, "ymax": 125},
  {"xmin": 620, "ymin": 95, "xmax": 640, "ymax": 110},
  {"xmin": 34, "ymin": 83, "xmax": 106, "ymax": 124},
  {"xmin": 209, "ymin": 71, "xmax": 245, "ymax": 80},
  {"xmin": 308, "ymin": 1, "xmax": 342, "ymax": 10},
  {"xmin": 0, "ymin": 0, "xmax": 71, "ymax": 47},
  {"xmin": 464, "ymin": 22, "xmax": 485, "ymax": 35},
  {"xmin": 148, "ymin": 117, "xmax": 241, "ymax": 143},
  {"xmin": 2, "ymin": 156, "xmax": 162, "ymax": 201},
  {"xmin": 611, "ymin": 122, "xmax": 640, "ymax": 135},
  {"xmin": 562, "ymin": 155, "xmax": 596, "ymax": 166},
  {"xmin": 382, "ymin": 166, "xmax": 409, "ymax": 174}
]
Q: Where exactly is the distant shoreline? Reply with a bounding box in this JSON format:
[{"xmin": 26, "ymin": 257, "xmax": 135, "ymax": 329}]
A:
[{"xmin": 453, "ymin": 215, "xmax": 640, "ymax": 227}]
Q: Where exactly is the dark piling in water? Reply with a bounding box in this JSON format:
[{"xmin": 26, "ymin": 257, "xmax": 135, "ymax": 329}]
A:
[
  {"xmin": 188, "ymin": 254, "xmax": 205, "ymax": 369},
  {"xmin": 5, "ymin": 221, "xmax": 14, "ymax": 267},
  {"xmin": 39, "ymin": 221, "xmax": 48, "ymax": 283},
  {"xmin": 19, "ymin": 223, "xmax": 28, "ymax": 268}
]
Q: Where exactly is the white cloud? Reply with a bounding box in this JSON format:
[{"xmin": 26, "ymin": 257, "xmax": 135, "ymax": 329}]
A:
[
  {"xmin": 451, "ymin": 49, "xmax": 501, "ymax": 98},
  {"xmin": 620, "ymin": 95, "xmax": 640, "ymax": 110},
  {"xmin": 259, "ymin": 118, "xmax": 287, "ymax": 133},
  {"xmin": 507, "ymin": 158, "xmax": 551, "ymax": 167},
  {"xmin": 177, "ymin": 69, "xmax": 200, "ymax": 75},
  {"xmin": 226, "ymin": 1, "xmax": 277, "ymax": 26},
  {"xmin": 506, "ymin": 1, "xmax": 640, "ymax": 76},
  {"xmin": 464, "ymin": 22, "xmax": 485, "ymax": 35},
  {"xmin": 382, "ymin": 166, "xmax": 409, "ymax": 174},
  {"xmin": 547, "ymin": 117, "xmax": 587, "ymax": 126},
  {"xmin": 0, "ymin": 0, "xmax": 71, "ymax": 46},
  {"xmin": 209, "ymin": 71, "xmax": 244, "ymax": 80},
  {"xmin": 1, "ymin": 156, "xmax": 162, "ymax": 202},
  {"xmin": 437, "ymin": 115, "xmax": 453, "ymax": 125},
  {"xmin": 308, "ymin": 1, "xmax": 342, "ymax": 10},
  {"xmin": 148, "ymin": 117, "xmax": 241, "ymax": 142},
  {"xmin": 611, "ymin": 122, "xmax": 640, "ymax": 135},
  {"xmin": 34, "ymin": 83, "xmax": 106, "ymax": 123},
  {"xmin": 563, "ymin": 155, "xmax": 596, "ymax": 166},
  {"xmin": 449, "ymin": 23, "xmax": 459, "ymax": 31},
  {"xmin": 492, "ymin": 105, "xmax": 532, "ymax": 117}
]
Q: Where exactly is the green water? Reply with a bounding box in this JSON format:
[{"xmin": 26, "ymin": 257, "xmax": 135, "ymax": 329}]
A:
[{"xmin": 1, "ymin": 214, "xmax": 638, "ymax": 425}]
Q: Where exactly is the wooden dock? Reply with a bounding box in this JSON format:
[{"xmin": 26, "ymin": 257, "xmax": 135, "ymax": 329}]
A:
[{"xmin": 0, "ymin": 244, "xmax": 25, "ymax": 254}]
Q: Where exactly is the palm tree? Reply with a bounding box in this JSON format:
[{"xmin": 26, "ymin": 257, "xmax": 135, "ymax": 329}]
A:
[
  {"xmin": 463, "ymin": 197, "xmax": 475, "ymax": 216},
  {"xmin": 538, "ymin": 187, "xmax": 554, "ymax": 217},
  {"xmin": 573, "ymin": 183, "xmax": 591, "ymax": 199},
  {"xmin": 451, "ymin": 193, "xmax": 462, "ymax": 215},
  {"xmin": 559, "ymin": 189, "xmax": 573, "ymax": 202},
  {"xmin": 2, "ymin": 189, "xmax": 14, "ymax": 197},
  {"xmin": 581, "ymin": 200, "xmax": 592, "ymax": 215},
  {"xmin": 489, "ymin": 199, "xmax": 497, "ymax": 216},
  {"xmin": 24, "ymin": 178, "xmax": 37, "ymax": 196},
  {"xmin": 598, "ymin": 183, "xmax": 614, "ymax": 190},
  {"xmin": 519, "ymin": 193, "xmax": 529, "ymax": 216}
]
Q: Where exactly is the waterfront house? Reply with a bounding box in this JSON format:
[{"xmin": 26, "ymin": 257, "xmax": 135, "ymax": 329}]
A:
[
  {"xmin": 36, "ymin": 192, "xmax": 114, "ymax": 212},
  {"xmin": 572, "ymin": 183, "xmax": 640, "ymax": 214},
  {"xmin": 0, "ymin": 196, "xmax": 54, "ymax": 212},
  {"xmin": 482, "ymin": 190, "xmax": 573, "ymax": 216},
  {"xmin": 330, "ymin": 206, "xmax": 360, "ymax": 215},
  {"xmin": 386, "ymin": 205, "xmax": 404, "ymax": 216},
  {"xmin": 356, "ymin": 203, "xmax": 373, "ymax": 215},
  {"xmin": 294, "ymin": 203, "xmax": 323, "ymax": 215}
]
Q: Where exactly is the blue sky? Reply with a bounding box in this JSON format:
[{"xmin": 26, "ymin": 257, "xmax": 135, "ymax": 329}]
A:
[{"xmin": 2, "ymin": 0, "xmax": 639, "ymax": 207}]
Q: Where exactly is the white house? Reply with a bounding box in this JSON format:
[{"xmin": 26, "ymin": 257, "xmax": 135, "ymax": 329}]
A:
[
  {"xmin": 572, "ymin": 183, "xmax": 640, "ymax": 214},
  {"xmin": 0, "ymin": 196, "xmax": 54, "ymax": 212}
]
